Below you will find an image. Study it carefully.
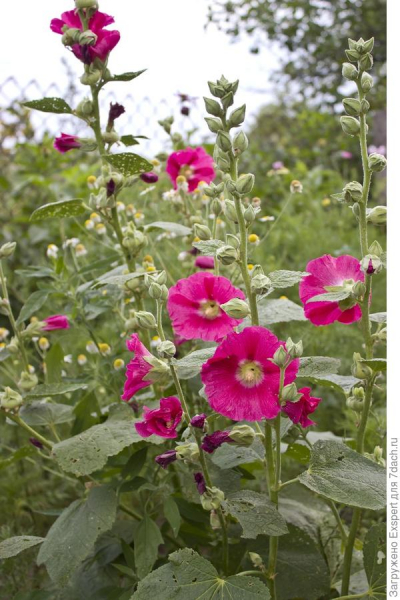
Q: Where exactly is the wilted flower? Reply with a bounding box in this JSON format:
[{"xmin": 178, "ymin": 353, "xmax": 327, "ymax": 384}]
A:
[
  {"xmin": 282, "ymin": 387, "xmax": 322, "ymax": 427},
  {"xmin": 201, "ymin": 431, "xmax": 231, "ymax": 453},
  {"xmin": 140, "ymin": 172, "xmax": 159, "ymax": 184}
]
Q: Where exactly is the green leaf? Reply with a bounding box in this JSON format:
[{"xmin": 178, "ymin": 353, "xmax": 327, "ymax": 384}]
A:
[
  {"xmin": 222, "ymin": 490, "xmax": 288, "ymax": 538},
  {"xmin": 22, "ymin": 97, "xmax": 73, "ymax": 114},
  {"xmin": 120, "ymin": 135, "xmax": 149, "ymax": 147},
  {"xmin": 132, "ymin": 548, "xmax": 271, "ymax": 599},
  {"xmin": 305, "ymin": 373, "xmax": 361, "ymax": 395},
  {"xmin": 133, "ymin": 516, "xmax": 163, "ymax": 579},
  {"xmin": 16, "ymin": 290, "xmax": 49, "ymax": 325},
  {"xmin": 121, "ymin": 447, "xmax": 148, "ymax": 479},
  {"xmin": 298, "ymin": 356, "xmax": 341, "ymax": 377},
  {"xmin": 37, "ymin": 486, "xmax": 117, "ymax": 585},
  {"xmin": 307, "ymin": 289, "xmax": 352, "ymax": 303},
  {"xmin": 255, "ymin": 298, "xmax": 306, "ymax": 326},
  {"xmin": 370, "ymin": 312, "xmax": 387, "ymax": 323},
  {"xmin": 192, "ymin": 239, "xmax": 225, "ymax": 255},
  {"xmin": 0, "ymin": 536, "xmax": 45, "ymax": 559},
  {"xmin": 94, "ymin": 271, "xmax": 145, "ymax": 288},
  {"xmin": 164, "ymin": 497, "xmax": 181, "ymax": 538},
  {"xmin": 20, "ymin": 402, "xmax": 74, "ymax": 426},
  {"xmin": 363, "ymin": 523, "xmax": 386, "ymax": 591},
  {"xmin": 103, "ymin": 153, "xmax": 153, "ymax": 177},
  {"xmin": 52, "ymin": 404, "xmax": 143, "ymax": 476},
  {"xmin": 112, "ymin": 69, "xmax": 147, "ymax": 82},
  {"xmin": 26, "ymin": 382, "xmax": 87, "ymax": 397},
  {"xmin": 360, "ymin": 357, "xmax": 387, "ymax": 372},
  {"xmin": 298, "ymin": 440, "xmax": 386, "ymax": 509},
  {"xmin": 212, "ymin": 437, "xmax": 265, "ymax": 469},
  {"xmin": 268, "ymin": 270, "xmax": 308, "ymax": 289},
  {"xmin": 45, "ymin": 342, "xmax": 64, "ymax": 383},
  {"xmin": 145, "ymin": 221, "xmax": 192, "ymax": 237},
  {"xmin": 0, "ymin": 446, "xmax": 36, "ymax": 471},
  {"xmin": 30, "ymin": 199, "xmax": 85, "ymax": 222},
  {"xmin": 173, "ymin": 348, "xmax": 216, "ymax": 379}
]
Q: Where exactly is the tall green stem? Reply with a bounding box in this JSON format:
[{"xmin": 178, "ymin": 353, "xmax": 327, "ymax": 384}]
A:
[{"xmin": 6, "ymin": 413, "xmax": 53, "ymax": 450}]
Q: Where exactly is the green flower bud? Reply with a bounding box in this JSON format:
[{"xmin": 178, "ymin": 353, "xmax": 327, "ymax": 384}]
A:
[
  {"xmin": 160, "ymin": 285, "xmax": 169, "ymax": 302},
  {"xmin": 226, "ymin": 234, "xmax": 240, "ymax": 249},
  {"xmin": 220, "ymin": 298, "xmax": 250, "ymax": 319},
  {"xmin": 149, "ymin": 282, "xmax": 164, "ymax": 300},
  {"xmin": 78, "ymin": 30, "xmax": 98, "ymax": 46},
  {"xmin": 143, "ymin": 356, "xmax": 170, "ymax": 382},
  {"xmin": 216, "ymin": 156, "xmax": 231, "ymax": 172},
  {"xmin": 368, "ymin": 240, "xmax": 383, "ymax": 257},
  {"xmin": 216, "ymin": 131, "xmax": 232, "ymax": 153},
  {"xmin": 76, "ymin": 97, "xmax": 94, "ymax": 117},
  {"xmin": 193, "ymin": 224, "xmax": 212, "ymax": 241},
  {"xmin": 229, "ymin": 424, "xmax": 257, "ymax": 446},
  {"xmin": 204, "ymin": 117, "xmax": 224, "ymax": 134},
  {"xmin": 340, "ymin": 116, "xmax": 360, "ymax": 136},
  {"xmin": 207, "ymin": 81, "xmax": 225, "ymax": 98},
  {"xmin": 236, "ymin": 173, "xmax": 255, "ymax": 195},
  {"xmin": 221, "ymin": 91, "xmax": 234, "ymax": 111},
  {"xmin": 342, "ymin": 98, "xmax": 361, "ymax": 116},
  {"xmin": 75, "ymin": 0, "xmax": 98, "ymax": 8},
  {"xmin": 343, "ymin": 181, "xmax": 363, "ymax": 203},
  {"xmin": 342, "ymin": 62, "xmax": 358, "ymax": 81},
  {"xmin": 282, "ymin": 383, "xmax": 302, "ymax": 403},
  {"xmin": 361, "ymin": 38, "xmax": 374, "ymax": 54},
  {"xmin": 210, "ymin": 509, "xmax": 221, "ymax": 529},
  {"xmin": 7, "ymin": 337, "xmax": 19, "ymax": 354},
  {"xmin": 102, "ymin": 131, "xmax": 120, "ymax": 145},
  {"xmin": 368, "ymin": 153, "xmax": 387, "ymax": 173},
  {"xmin": 272, "ymin": 346, "xmax": 288, "ymax": 368},
  {"xmin": 232, "ymin": 130, "xmax": 248, "ymax": 156},
  {"xmin": 345, "ymin": 49, "xmax": 361, "ymax": 62},
  {"xmin": 359, "ymin": 53, "xmax": 373, "ymax": 71},
  {"xmin": 135, "ymin": 311, "xmax": 157, "ymax": 330},
  {"xmin": 346, "ymin": 396, "xmax": 364, "ymax": 412},
  {"xmin": 361, "ymin": 254, "xmax": 383, "ymax": 275},
  {"xmin": 216, "ymin": 245, "xmax": 238, "ymax": 265},
  {"xmin": 21, "ymin": 320, "xmax": 46, "ymax": 339},
  {"xmin": 249, "ymin": 552, "xmax": 264, "ymax": 568},
  {"xmin": 157, "ymin": 340, "xmax": 176, "ymax": 358},
  {"xmin": 285, "ymin": 337, "xmax": 303, "ymax": 359},
  {"xmin": 228, "ymin": 104, "xmax": 246, "ymax": 128},
  {"xmin": 352, "ymin": 280, "xmax": 366, "ymax": 299},
  {"xmin": 360, "ymin": 99, "xmax": 370, "ymax": 114},
  {"xmin": 251, "ymin": 265, "xmax": 264, "ymax": 277},
  {"xmin": 80, "ymin": 70, "xmax": 102, "ymax": 86},
  {"xmin": 360, "ymin": 72, "xmax": 373, "ymax": 92},
  {"xmin": 18, "ymin": 371, "xmax": 38, "ymax": 391},
  {"xmin": 171, "ymin": 133, "xmax": 182, "ymax": 144},
  {"xmin": 224, "ymin": 199, "xmax": 240, "ymax": 223},
  {"xmin": 244, "ymin": 205, "xmax": 256, "ymax": 224},
  {"xmin": 351, "ymin": 352, "xmax": 373, "ymax": 380},
  {"xmin": 212, "ymin": 198, "xmax": 223, "ymax": 215},
  {"xmin": 201, "ymin": 486, "xmax": 225, "ymax": 511},
  {"xmin": 0, "ymin": 242, "xmax": 16, "ymax": 259},
  {"xmin": 203, "ymin": 97, "xmax": 222, "ymax": 117},
  {"xmin": 176, "ymin": 442, "xmax": 200, "ymax": 463},
  {"xmin": 250, "ymin": 274, "xmax": 272, "ymax": 295},
  {"xmin": 366, "ymin": 206, "xmax": 387, "ymax": 225},
  {"xmin": 0, "ymin": 387, "xmax": 23, "ymax": 410}
]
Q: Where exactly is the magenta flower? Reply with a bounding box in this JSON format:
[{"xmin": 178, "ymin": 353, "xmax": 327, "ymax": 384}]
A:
[
  {"xmin": 54, "ymin": 133, "xmax": 81, "ymax": 154},
  {"xmin": 121, "ymin": 334, "xmax": 153, "ymax": 401},
  {"xmin": 190, "ymin": 413, "xmax": 207, "ymax": 429},
  {"xmin": 194, "ymin": 472, "xmax": 207, "ymax": 494},
  {"xmin": 283, "ymin": 387, "xmax": 321, "ymax": 428},
  {"xmin": 50, "ymin": 10, "xmax": 120, "ymax": 64},
  {"xmin": 140, "ymin": 172, "xmax": 159, "ymax": 184},
  {"xmin": 299, "ymin": 254, "xmax": 364, "ymax": 326},
  {"xmin": 195, "ymin": 256, "xmax": 215, "ymax": 270},
  {"xmin": 155, "ymin": 449, "xmax": 177, "ymax": 469},
  {"xmin": 201, "ymin": 327, "xmax": 299, "ymax": 421},
  {"xmin": 43, "ymin": 315, "xmax": 70, "ymax": 331},
  {"xmin": 201, "ymin": 431, "xmax": 231, "ymax": 453},
  {"xmin": 166, "ymin": 147, "xmax": 215, "ymax": 192},
  {"xmin": 135, "ymin": 396, "xmax": 183, "ymax": 439},
  {"xmin": 167, "ymin": 272, "xmax": 246, "ymax": 342},
  {"xmin": 340, "ymin": 151, "xmax": 353, "ymax": 159}
]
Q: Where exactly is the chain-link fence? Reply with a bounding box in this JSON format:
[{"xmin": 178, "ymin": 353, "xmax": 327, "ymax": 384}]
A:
[{"xmin": 0, "ymin": 76, "xmax": 213, "ymax": 156}]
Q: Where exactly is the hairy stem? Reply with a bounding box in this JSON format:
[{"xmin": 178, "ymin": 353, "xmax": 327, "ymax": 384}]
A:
[{"xmin": 5, "ymin": 413, "xmax": 53, "ymax": 450}]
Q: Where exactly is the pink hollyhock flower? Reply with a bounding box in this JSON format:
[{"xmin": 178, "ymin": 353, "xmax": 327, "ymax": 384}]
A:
[
  {"xmin": 299, "ymin": 254, "xmax": 364, "ymax": 326},
  {"xmin": 166, "ymin": 147, "xmax": 215, "ymax": 192},
  {"xmin": 340, "ymin": 150, "xmax": 353, "ymax": 159},
  {"xmin": 43, "ymin": 315, "xmax": 70, "ymax": 331},
  {"xmin": 54, "ymin": 133, "xmax": 81, "ymax": 154},
  {"xmin": 272, "ymin": 161, "xmax": 284, "ymax": 170},
  {"xmin": 122, "ymin": 334, "xmax": 153, "ymax": 400},
  {"xmin": 135, "ymin": 396, "xmax": 183, "ymax": 439},
  {"xmin": 283, "ymin": 387, "xmax": 321, "ymax": 427},
  {"xmin": 155, "ymin": 449, "xmax": 177, "ymax": 469},
  {"xmin": 201, "ymin": 431, "xmax": 231, "ymax": 453},
  {"xmin": 201, "ymin": 327, "xmax": 299, "ymax": 421},
  {"xmin": 140, "ymin": 172, "xmax": 159, "ymax": 184},
  {"xmin": 195, "ymin": 256, "xmax": 215, "ymax": 270},
  {"xmin": 168, "ymin": 272, "xmax": 246, "ymax": 343},
  {"xmin": 50, "ymin": 10, "xmax": 120, "ymax": 64}
]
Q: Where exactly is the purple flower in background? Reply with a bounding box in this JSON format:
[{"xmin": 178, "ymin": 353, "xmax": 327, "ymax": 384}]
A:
[
  {"xmin": 340, "ymin": 151, "xmax": 353, "ymax": 159},
  {"xmin": 190, "ymin": 413, "xmax": 207, "ymax": 429},
  {"xmin": 140, "ymin": 172, "xmax": 159, "ymax": 184},
  {"xmin": 368, "ymin": 145, "xmax": 386, "ymax": 156},
  {"xmin": 201, "ymin": 430, "xmax": 231, "ymax": 454},
  {"xmin": 194, "ymin": 472, "xmax": 206, "ymax": 494},
  {"xmin": 195, "ymin": 256, "xmax": 214, "ymax": 270},
  {"xmin": 272, "ymin": 161, "xmax": 284, "ymax": 170},
  {"xmin": 155, "ymin": 450, "xmax": 177, "ymax": 469}
]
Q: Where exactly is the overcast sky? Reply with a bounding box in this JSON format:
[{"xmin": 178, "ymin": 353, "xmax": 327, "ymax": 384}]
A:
[{"xmin": 1, "ymin": 0, "xmax": 278, "ymax": 151}]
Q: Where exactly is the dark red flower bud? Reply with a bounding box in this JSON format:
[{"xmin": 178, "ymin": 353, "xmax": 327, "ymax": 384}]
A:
[
  {"xmin": 201, "ymin": 431, "xmax": 231, "ymax": 454},
  {"xmin": 29, "ymin": 437, "xmax": 44, "ymax": 450},
  {"xmin": 367, "ymin": 259, "xmax": 375, "ymax": 275},
  {"xmin": 155, "ymin": 449, "xmax": 177, "ymax": 469},
  {"xmin": 194, "ymin": 472, "xmax": 206, "ymax": 494},
  {"xmin": 106, "ymin": 178, "xmax": 116, "ymax": 197},
  {"xmin": 181, "ymin": 106, "xmax": 190, "ymax": 116},
  {"xmin": 190, "ymin": 413, "xmax": 207, "ymax": 429},
  {"xmin": 140, "ymin": 172, "xmax": 159, "ymax": 184},
  {"xmin": 108, "ymin": 102, "xmax": 125, "ymax": 128}
]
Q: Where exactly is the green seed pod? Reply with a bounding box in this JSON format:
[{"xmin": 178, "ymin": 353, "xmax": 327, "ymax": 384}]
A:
[
  {"xmin": 228, "ymin": 104, "xmax": 246, "ymax": 128},
  {"xmin": 361, "ymin": 72, "xmax": 373, "ymax": 92},
  {"xmin": 193, "ymin": 224, "xmax": 212, "ymax": 241},
  {"xmin": 229, "ymin": 424, "xmax": 256, "ymax": 446},
  {"xmin": 135, "ymin": 311, "xmax": 157, "ymax": 329},
  {"xmin": 220, "ymin": 298, "xmax": 250, "ymax": 319},
  {"xmin": 203, "ymin": 97, "xmax": 222, "ymax": 117},
  {"xmin": 216, "ymin": 245, "xmax": 238, "ymax": 265},
  {"xmin": 340, "ymin": 116, "xmax": 360, "ymax": 136},
  {"xmin": 0, "ymin": 242, "xmax": 16, "ymax": 259},
  {"xmin": 236, "ymin": 173, "xmax": 255, "ymax": 195},
  {"xmin": 342, "ymin": 62, "xmax": 358, "ymax": 81},
  {"xmin": 342, "ymin": 98, "xmax": 361, "ymax": 116},
  {"xmin": 368, "ymin": 153, "xmax": 387, "ymax": 173},
  {"xmin": 204, "ymin": 117, "xmax": 224, "ymax": 133}
]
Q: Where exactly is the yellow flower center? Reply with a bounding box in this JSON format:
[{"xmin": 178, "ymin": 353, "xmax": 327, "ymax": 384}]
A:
[
  {"xmin": 236, "ymin": 360, "xmax": 264, "ymax": 388},
  {"xmin": 179, "ymin": 166, "xmax": 194, "ymax": 179},
  {"xmin": 199, "ymin": 300, "xmax": 221, "ymax": 320}
]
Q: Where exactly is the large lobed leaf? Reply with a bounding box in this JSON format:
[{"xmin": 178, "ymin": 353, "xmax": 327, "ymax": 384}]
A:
[
  {"xmin": 22, "ymin": 97, "xmax": 73, "ymax": 114},
  {"xmin": 0, "ymin": 536, "xmax": 45, "ymax": 559},
  {"xmin": 30, "ymin": 199, "xmax": 85, "ymax": 221},
  {"xmin": 298, "ymin": 440, "xmax": 386, "ymax": 510},
  {"xmin": 222, "ymin": 490, "xmax": 288, "ymax": 538},
  {"xmin": 173, "ymin": 348, "xmax": 216, "ymax": 379},
  {"xmin": 103, "ymin": 153, "xmax": 153, "ymax": 176}
]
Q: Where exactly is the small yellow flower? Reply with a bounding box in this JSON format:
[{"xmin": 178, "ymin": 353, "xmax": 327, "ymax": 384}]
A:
[
  {"xmin": 126, "ymin": 204, "xmax": 136, "ymax": 216},
  {"xmin": 151, "ymin": 335, "xmax": 161, "ymax": 349},
  {"xmin": 87, "ymin": 175, "xmax": 97, "ymax": 185},
  {"xmin": 77, "ymin": 354, "xmax": 87, "ymax": 365},
  {"xmin": 321, "ymin": 197, "xmax": 331, "ymax": 207},
  {"xmin": 102, "ymin": 289, "xmax": 108, "ymax": 296},
  {"xmin": 193, "ymin": 236, "xmax": 201, "ymax": 243},
  {"xmin": 30, "ymin": 316, "xmax": 39, "ymax": 323},
  {"xmin": 46, "ymin": 244, "xmax": 58, "ymax": 259},
  {"xmin": 290, "ymin": 180, "xmax": 303, "ymax": 194},
  {"xmin": 247, "ymin": 264, "xmax": 255, "ymax": 274},
  {"xmin": 259, "ymin": 215, "xmax": 275, "ymax": 223},
  {"xmin": 280, "ymin": 295, "xmax": 288, "ymax": 301},
  {"xmin": 116, "ymin": 201, "xmax": 125, "ymax": 213},
  {"xmin": 28, "ymin": 365, "xmax": 36, "ymax": 374},
  {"xmin": 90, "ymin": 212, "xmax": 101, "ymax": 224},
  {"xmin": 75, "ymin": 244, "xmax": 87, "ymax": 257},
  {"xmin": 99, "ymin": 343, "xmax": 111, "ymax": 356},
  {"xmin": 146, "ymin": 265, "xmax": 156, "ymax": 272},
  {"xmin": 143, "ymin": 254, "xmax": 154, "ymax": 263},
  {"xmin": 0, "ymin": 327, "xmax": 10, "ymax": 342},
  {"xmin": 113, "ymin": 358, "xmax": 125, "ymax": 371},
  {"xmin": 85, "ymin": 219, "xmax": 94, "ymax": 230},
  {"xmin": 0, "ymin": 342, "xmax": 6, "ymax": 350},
  {"xmin": 38, "ymin": 337, "xmax": 50, "ymax": 351},
  {"xmin": 95, "ymin": 223, "xmax": 106, "ymax": 235},
  {"xmin": 176, "ymin": 175, "xmax": 186, "ymax": 184},
  {"xmin": 248, "ymin": 234, "xmax": 260, "ymax": 246}
]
